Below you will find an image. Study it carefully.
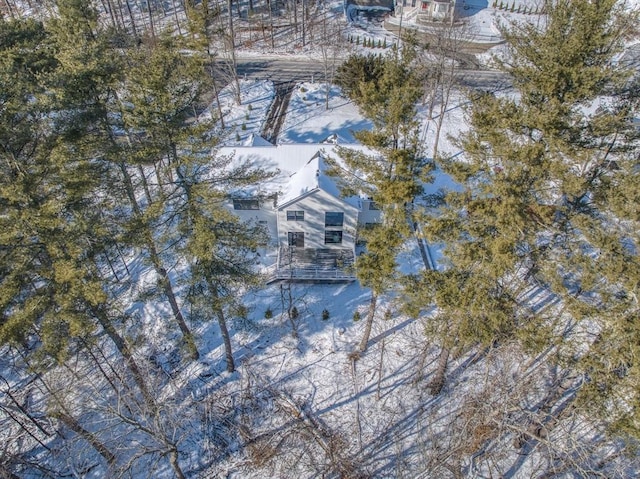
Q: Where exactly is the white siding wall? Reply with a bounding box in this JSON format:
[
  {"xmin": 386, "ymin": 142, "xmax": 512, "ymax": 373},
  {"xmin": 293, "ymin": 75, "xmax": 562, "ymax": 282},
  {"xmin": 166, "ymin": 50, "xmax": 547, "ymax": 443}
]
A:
[
  {"xmin": 226, "ymin": 200, "xmax": 279, "ymax": 247},
  {"xmin": 358, "ymin": 199, "xmax": 383, "ymax": 225},
  {"xmin": 277, "ymin": 190, "xmax": 359, "ymax": 250}
]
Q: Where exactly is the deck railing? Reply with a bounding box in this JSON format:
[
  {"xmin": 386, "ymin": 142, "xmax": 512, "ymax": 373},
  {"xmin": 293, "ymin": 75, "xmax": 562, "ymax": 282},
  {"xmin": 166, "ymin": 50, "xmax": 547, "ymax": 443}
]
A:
[
  {"xmin": 262, "ymin": 247, "xmax": 356, "ymax": 283},
  {"xmin": 264, "ymin": 265, "xmax": 356, "ymax": 283}
]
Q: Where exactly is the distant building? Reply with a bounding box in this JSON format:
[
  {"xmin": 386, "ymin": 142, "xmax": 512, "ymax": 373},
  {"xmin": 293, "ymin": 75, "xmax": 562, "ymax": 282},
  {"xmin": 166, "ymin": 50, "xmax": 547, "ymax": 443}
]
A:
[
  {"xmin": 416, "ymin": 0, "xmax": 456, "ymax": 23},
  {"xmin": 391, "ymin": 0, "xmax": 456, "ymax": 27},
  {"xmin": 347, "ymin": 0, "xmax": 394, "ymax": 8}
]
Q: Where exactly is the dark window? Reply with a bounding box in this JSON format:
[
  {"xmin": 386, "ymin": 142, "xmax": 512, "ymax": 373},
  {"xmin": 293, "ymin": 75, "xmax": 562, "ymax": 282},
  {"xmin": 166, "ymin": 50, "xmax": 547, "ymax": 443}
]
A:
[
  {"xmin": 325, "ymin": 212, "xmax": 344, "ymax": 227},
  {"xmin": 368, "ymin": 201, "xmax": 380, "ymax": 210},
  {"xmin": 288, "ymin": 232, "xmax": 304, "ymax": 247},
  {"xmin": 233, "ymin": 199, "xmax": 259, "ymax": 210},
  {"xmin": 324, "ymin": 230, "xmax": 343, "ymax": 244},
  {"xmin": 286, "ymin": 210, "xmax": 304, "ymax": 221}
]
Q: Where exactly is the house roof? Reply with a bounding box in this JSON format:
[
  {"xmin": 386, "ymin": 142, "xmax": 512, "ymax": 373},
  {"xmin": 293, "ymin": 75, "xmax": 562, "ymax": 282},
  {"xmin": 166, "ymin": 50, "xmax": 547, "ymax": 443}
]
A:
[
  {"xmin": 217, "ymin": 143, "xmax": 374, "ymax": 209},
  {"xmin": 244, "ymin": 133, "xmax": 274, "ymax": 147}
]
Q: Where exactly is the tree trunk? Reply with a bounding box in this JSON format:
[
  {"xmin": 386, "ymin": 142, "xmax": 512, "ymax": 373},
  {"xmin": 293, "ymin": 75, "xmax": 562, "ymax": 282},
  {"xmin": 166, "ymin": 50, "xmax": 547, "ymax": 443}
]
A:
[
  {"xmin": 267, "ymin": 0, "xmax": 274, "ymax": 49},
  {"xmin": 52, "ymin": 410, "xmax": 117, "ymax": 467},
  {"xmin": 122, "ymin": 0, "xmax": 138, "ymax": 37},
  {"xmin": 155, "ymin": 264, "xmax": 199, "ymax": 360},
  {"xmin": 0, "ymin": 401, "xmax": 51, "ymax": 451},
  {"xmin": 3, "ymin": 0, "xmax": 15, "ymax": 19},
  {"xmin": 119, "ymin": 164, "xmax": 199, "ymax": 360},
  {"xmin": 301, "ymin": 0, "xmax": 306, "ymax": 46},
  {"xmin": 292, "ymin": 0, "xmax": 298, "ymax": 35},
  {"xmin": 0, "ymin": 376, "xmax": 52, "ymax": 439},
  {"xmin": 93, "ymin": 308, "xmax": 158, "ymax": 413},
  {"xmin": 212, "ymin": 288, "xmax": 235, "ymax": 372},
  {"xmin": 226, "ymin": 0, "xmax": 241, "ymax": 104},
  {"xmin": 210, "ymin": 59, "xmax": 226, "ymax": 128},
  {"xmin": 146, "ymin": 0, "xmax": 156, "ymax": 40},
  {"xmin": 167, "ymin": 447, "xmax": 187, "ymax": 479},
  {"xmin": 428, "ymin": 346, "xmax": 449, "ymax": 395},
  {"xmin": 100, "ymin": 0, "xmax": 118, "ymax": 29},
  {"xmin": 357, "ymin": 293, "xmax": 377, "ymax": 353},
  {"xmin": 172, "ymin": 0, "xmax": 183, "ymax": 36}
]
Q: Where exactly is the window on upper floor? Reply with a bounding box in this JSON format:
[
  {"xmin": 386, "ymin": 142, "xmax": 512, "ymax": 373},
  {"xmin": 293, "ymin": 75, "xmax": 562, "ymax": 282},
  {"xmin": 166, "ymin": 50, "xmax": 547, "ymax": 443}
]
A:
[
  {"xmin": 325, "ymin": 212, "xmax": 344, "ymax": 227},
  {"xmin": 233, "ymin": 199, "xmax": 260, "ymax": 210},
  {"xmin": 286, "ymin": 210, "xmax": 305, "ymax": 221}
]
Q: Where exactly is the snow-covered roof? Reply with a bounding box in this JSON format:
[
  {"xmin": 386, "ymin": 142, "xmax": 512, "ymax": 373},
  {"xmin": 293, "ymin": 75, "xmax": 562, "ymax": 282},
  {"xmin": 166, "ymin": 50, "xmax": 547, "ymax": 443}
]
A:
[
  {"xmin": 277, "ymin": 152, "xmax": 361, "ymax": 210},
  {"xmin": 244, "ymin": 133, "xmax": 274, "ymax": 147},
  {"xmin": 217, "ymin": 143, "xmax": 373, "ymax": 208}
]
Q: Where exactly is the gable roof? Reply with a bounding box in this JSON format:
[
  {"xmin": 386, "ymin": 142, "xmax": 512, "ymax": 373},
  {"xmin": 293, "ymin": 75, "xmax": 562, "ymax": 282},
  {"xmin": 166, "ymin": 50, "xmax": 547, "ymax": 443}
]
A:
[
  {"xmin": 277, "ymin": 152, "xmax": 360, "ymax": 211},
  {"xmin": 218, "ymin": 143, "xmax": 375, "ymax": 208},
  {"xmin": 244, "ymin": 133, "xmax": 274, "ymax": 147}
]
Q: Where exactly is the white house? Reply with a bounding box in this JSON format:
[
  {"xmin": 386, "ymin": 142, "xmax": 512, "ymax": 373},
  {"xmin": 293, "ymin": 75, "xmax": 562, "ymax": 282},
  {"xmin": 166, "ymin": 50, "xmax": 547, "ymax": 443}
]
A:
[
  {"xmin": 416, "ymin": 0, "xmax": 456, "ymax": 23},
  {"xmin": 219, "ymin": 142, "xmax": 382, "ymax": 282}
]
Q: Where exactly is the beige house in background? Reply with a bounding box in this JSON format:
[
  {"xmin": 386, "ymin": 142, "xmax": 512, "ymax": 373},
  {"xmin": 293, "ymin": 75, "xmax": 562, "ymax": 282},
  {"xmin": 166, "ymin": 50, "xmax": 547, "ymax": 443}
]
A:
[
  {"xmin": 392, "ymin": 0, "xmax": 456, "ymax": 26},
  {"xmin": 416, "ymin": 0, "xmax": 456, "ymax": 22}
]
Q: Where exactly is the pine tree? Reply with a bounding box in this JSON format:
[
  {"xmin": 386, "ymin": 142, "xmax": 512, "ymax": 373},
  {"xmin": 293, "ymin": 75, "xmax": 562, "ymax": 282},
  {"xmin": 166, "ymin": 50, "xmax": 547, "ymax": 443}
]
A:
[
  {"xmin": 421, "ymin": 0, "xmax": 640, "ymax": 436},
  {"xmin": 345, "ymin": 45, "xmax": 422, "ymax": 149},
  {"xmin": 170, "ymin": 135, "xmax": 274, "ymax": 373},
  {"xmin": 329, "ymin": 48, "xmax": 432, "ymax": 354},
  {"xmin": 116, "ymin": 34, "xmax": 274, "ymax": 371},
  {"xmin": 115, "ymin": 35, "xmax": 212, "ymax": 360},
  {"xmin": 335, "ymin": 53, "xmax": 385, "ymax": 100},
  {"xmin": 0, "ymin": 9, "xmax": 158, "ymax": 412}
]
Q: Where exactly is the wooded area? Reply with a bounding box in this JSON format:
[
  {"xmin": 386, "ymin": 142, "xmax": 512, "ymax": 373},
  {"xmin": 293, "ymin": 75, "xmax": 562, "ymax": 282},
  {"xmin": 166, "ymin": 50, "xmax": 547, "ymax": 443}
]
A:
[{"xmin": 1, "ymin": 0, "xmax": 640, "ymax": 477}]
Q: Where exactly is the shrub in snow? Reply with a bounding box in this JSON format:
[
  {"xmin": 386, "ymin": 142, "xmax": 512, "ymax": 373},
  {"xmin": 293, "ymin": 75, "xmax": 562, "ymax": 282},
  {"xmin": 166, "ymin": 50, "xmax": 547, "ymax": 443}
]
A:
[
  {"xmin": 322, "ymin": 309, "xmax": 330, "ymax": 321},
  {"xmin": 183, "ymin": 334, "xmax": 198, "ymax": 360},
  {"xmin": 236, "ymin": 304, "xmax": 249, "ymax": 319},
  {"xmin": 290, "ymin": 306, "xmax": 299, "ymax": 319},
  {"xmin": 247, "ymin": 103, "xmax": 253, "ymax": 111},
  {"xmin": 353, "ymin": 311, "xmax": 361, "ymax": 322},
  {"xmin": 235, "ymin": 131, "xmax": 240, "ymax": 141},
  {"xmin": 241, "ymin": 123, "xmax": 247, "ymax": 130},
  {"xmin": 300, "ymin": 86, "xmax": 307, "ymax": 93},
  {"xmin": 264, "ymin": 307, "xmax": 273, "ymax": 319}
]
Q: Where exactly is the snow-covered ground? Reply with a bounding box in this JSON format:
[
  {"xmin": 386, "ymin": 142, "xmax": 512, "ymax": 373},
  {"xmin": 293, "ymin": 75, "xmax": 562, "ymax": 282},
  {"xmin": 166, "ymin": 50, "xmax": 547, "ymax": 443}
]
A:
[
  {"xmin": 185, "ymin": 75, "xmax": 552, "ymax": 476},
  {"xmin": 3, "ymin": 1, "xmax": 640, "ymax": 477}
]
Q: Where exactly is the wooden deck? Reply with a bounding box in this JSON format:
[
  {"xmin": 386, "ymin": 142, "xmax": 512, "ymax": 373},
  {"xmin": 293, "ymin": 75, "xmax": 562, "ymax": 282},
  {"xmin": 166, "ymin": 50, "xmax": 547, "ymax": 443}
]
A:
[{"xmin": 265, "ymin": 247, "xmax": 356, "ymax": 283}]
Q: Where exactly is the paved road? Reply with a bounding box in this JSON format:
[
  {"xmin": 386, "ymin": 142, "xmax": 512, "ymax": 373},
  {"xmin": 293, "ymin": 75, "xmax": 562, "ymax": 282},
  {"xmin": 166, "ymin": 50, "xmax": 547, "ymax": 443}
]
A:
[
  {"xmin": 228, "ymin": 57, "xmax": 513, "ymax": 90},
  {"xmin": 235, "ymin": 58, "xmax": 328, "ymax": 84}
]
